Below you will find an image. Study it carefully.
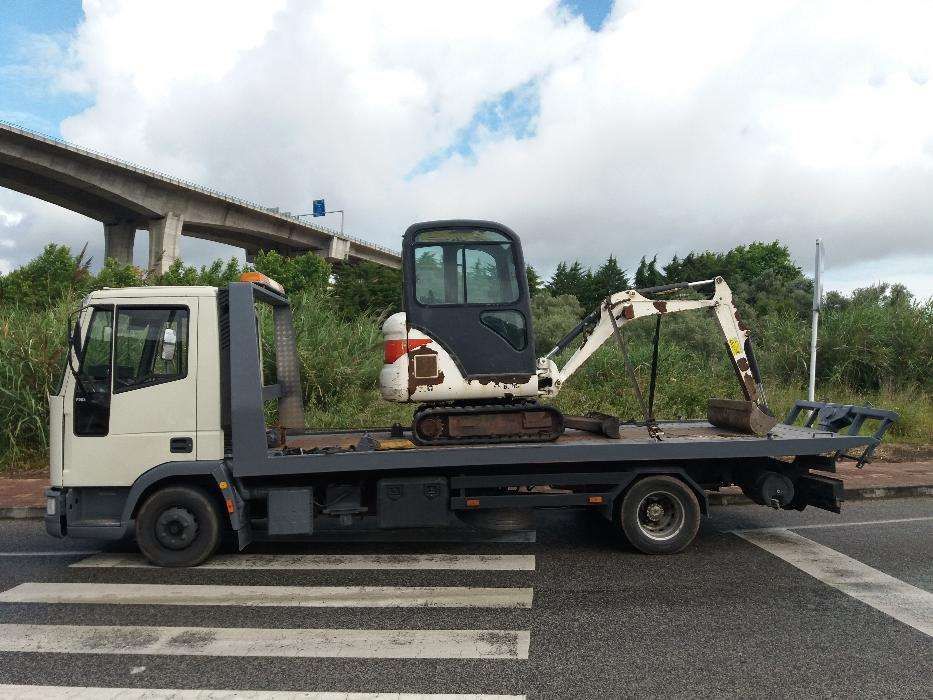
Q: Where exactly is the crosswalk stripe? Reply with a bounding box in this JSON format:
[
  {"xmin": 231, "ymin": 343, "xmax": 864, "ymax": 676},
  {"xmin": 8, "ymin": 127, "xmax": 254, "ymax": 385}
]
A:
[
  {"xmin": 0, "ymin": 582, "xmax": 533, "ymax": 608},
  {"xmin": 735, "ymin": 528, "xmax": 933, "ymax": 637},
  {"xmin": 0, "ymin": 624, "xmax": 531, "ymax": 659},
  {"xmin": 72, "ymin": 552, "xmax": 536, "ymax": 571},
  {"xmin": 0, "ymin": 551, "xmax": 101, "ymax": 557},
  {"xmin": 0, "ymin": 686, "xmax": 526, "ymax": 699}
]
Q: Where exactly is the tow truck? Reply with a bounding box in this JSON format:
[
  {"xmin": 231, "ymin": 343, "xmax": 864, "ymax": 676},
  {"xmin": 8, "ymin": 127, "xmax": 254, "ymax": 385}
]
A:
[{"xmin": 45, "ymin": 220, "xmax": 898, "ymax": 566}]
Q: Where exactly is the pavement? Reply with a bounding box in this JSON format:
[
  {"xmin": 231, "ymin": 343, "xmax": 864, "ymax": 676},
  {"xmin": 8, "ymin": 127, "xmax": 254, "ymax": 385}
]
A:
[
  {"xmin": 4, "ymin": 460, "xmax": 932, "ymax": 519},
  {"xmin": 0, "ymin": 498, "xmax": 930, "ymax": 698}
]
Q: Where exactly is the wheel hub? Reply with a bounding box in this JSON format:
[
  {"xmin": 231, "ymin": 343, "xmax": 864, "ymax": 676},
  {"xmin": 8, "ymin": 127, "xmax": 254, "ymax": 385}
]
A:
[
  {"xmin": 636, "ymin": 491, "xmax": 685, "ymax": 542},
  {"xmin": 155, "ymin": 506, "xmax": 199, "ymax": 550},
  {"xmin": 645, "ymin": 503, "xmax": 665, "ymax": 522}
]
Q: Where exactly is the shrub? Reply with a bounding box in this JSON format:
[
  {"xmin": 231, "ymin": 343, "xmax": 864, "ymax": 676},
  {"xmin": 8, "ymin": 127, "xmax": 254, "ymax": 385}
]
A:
[{"xmin": 530, "ymin": 291, "xmax": 585, "ymax": 353}]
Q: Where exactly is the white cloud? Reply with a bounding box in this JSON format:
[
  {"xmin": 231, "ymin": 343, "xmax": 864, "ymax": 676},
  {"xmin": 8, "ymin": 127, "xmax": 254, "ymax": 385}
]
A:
[
  {"xmin": 0, "ymin": 0, "xmax": 931, "ymax": 297},
  {"xmin": 0, "ymin": 208, "xmax": 23, "ymax": 227}
]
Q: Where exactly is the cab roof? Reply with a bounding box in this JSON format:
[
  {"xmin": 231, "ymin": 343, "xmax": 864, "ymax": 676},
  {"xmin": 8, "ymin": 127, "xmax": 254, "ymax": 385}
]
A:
[{"xmin": 87, "ymin": 285, "xmax": 219, "ymax": 300}]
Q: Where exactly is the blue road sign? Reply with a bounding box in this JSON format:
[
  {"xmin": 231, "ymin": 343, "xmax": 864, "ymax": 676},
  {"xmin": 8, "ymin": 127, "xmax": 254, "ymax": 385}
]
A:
[{"xmin": 313, "ymin": 199, "xmax": 325, "ymax": 217}]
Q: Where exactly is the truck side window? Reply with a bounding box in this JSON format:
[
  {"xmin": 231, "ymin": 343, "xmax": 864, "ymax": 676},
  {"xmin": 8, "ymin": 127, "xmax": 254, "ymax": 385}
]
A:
[
  {"xmin": 113, "ymin": 307, "xmax": 189, "ymax": 392},
  {"xmin": 74, "ymin": 307, "xmax": 113, "ymax": 436}
]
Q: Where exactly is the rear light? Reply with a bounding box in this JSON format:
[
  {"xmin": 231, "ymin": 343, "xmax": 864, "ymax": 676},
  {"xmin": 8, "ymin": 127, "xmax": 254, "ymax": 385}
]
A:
[
  {"xmin": 383, "ymin": 338, "xmax": 431, "ymax": 364},
  {"xmin": 384, "ymin": 339, "xmax": 408, "ymax": 364}
]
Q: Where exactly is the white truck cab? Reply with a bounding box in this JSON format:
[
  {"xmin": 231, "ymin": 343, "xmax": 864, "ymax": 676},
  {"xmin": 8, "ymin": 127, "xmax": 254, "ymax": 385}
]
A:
[{"xmin": 48, "ymin": 286, "xmax": 224, "ymax": 535}]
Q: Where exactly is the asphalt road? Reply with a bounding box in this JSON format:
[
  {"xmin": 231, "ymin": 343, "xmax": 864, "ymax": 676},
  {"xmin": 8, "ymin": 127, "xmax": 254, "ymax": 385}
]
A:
[{"xmin": 0, "ymin": 498, "xmax": 930, "ymax": 699}]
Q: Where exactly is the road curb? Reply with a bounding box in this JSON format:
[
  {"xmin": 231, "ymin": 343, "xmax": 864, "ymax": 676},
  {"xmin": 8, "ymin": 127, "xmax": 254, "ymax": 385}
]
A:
[
  {"xmin": 706, "ymin": 484, "xmax": 933, "ymax": 507},
  {"xmin": 0, "ymin": 507, "xmax": 44, "ymax": 520},
  {"xmin": 2, "ymin": 485, "xmax": 932, "ymax": 520}
]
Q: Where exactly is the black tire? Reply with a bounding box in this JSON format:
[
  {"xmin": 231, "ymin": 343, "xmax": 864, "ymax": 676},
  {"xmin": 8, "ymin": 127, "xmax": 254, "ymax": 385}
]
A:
[
  {"xmin": 136, "ymin": 485, "xmax": 221, "ymax": 567},
  {"xmin": 618, "ymin": 476, "xmax": 700, "ymax": 554}
]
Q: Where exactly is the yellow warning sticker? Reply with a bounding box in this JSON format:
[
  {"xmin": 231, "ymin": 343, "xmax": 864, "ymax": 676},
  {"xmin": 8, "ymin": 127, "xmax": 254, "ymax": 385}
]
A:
[{"xmin": 728, "ymin": 338, "xmax": 741, "ymax": 355}]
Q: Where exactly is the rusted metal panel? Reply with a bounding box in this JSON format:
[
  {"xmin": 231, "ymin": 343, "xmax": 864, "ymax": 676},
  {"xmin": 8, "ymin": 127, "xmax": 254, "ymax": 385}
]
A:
[{"xmin": 707, "ymin": 398, "xmax": 778, "ymax": 436}]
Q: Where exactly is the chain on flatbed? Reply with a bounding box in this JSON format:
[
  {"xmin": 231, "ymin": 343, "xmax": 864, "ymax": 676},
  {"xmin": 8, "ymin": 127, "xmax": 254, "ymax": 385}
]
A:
[{"xmin": 411, "ymin": 401, "xmax": 564, "ymax": 446}]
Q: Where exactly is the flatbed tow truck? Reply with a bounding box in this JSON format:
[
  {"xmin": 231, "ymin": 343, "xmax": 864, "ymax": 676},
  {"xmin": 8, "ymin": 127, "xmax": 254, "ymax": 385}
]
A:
[{"xmin": 45, "ymin": 225, "xmax": 898, "ymax": 567}]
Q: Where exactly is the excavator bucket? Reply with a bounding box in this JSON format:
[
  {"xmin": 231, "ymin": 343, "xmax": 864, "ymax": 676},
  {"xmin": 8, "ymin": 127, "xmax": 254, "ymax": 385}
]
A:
[{"xmin": 707, "ymin": 398, "xmax": 778, "ymax": 436}]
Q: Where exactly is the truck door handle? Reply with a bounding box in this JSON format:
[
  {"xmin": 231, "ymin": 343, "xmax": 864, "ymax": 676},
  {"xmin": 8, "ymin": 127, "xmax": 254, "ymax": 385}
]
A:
[{"xmin": 170, "ymin": 437, "xmax": 193, "ymax": 453}]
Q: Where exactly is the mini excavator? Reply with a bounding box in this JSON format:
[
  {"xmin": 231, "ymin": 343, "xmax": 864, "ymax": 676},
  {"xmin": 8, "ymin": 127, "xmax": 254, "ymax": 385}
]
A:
[{"xmin": 379, "ymin": 220, "xmax": 777, "ymax": 445}]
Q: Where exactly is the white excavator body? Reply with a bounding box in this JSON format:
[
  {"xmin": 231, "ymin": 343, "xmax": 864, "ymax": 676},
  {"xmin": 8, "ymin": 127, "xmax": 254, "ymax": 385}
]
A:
[{"xmin": 379, "ymin": 311, "xmax": 538, "ymax": 404}]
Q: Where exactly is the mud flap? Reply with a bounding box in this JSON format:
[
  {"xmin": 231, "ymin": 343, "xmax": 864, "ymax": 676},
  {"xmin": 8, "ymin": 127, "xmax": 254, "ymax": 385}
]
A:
[
  {"xmin": 794, "ymin": 473, "xmax": 844, "ymax": 514},
  {"xmin": 211, "ymin": 464, "xmax": 252, "ymax": 550}
]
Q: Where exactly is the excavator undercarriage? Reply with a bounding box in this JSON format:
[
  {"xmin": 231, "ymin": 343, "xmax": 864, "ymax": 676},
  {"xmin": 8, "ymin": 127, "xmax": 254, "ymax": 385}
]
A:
[{"xmin": 411, "ymin": 401, "xmax": 563, "ymax": 446}]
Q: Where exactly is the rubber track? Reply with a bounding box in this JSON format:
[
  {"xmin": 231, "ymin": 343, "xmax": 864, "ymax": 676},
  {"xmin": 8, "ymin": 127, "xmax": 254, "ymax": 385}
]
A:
[{"xmin": 412, "ymin": 402, "xmax": 564, "ymax": 446}]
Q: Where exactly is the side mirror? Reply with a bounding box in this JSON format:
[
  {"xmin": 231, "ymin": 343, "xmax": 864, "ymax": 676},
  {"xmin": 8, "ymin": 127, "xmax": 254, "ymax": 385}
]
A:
[
  {"xmin": 161, "ymin": 328, "xmax": 177, "ymax": 361},
  {"xmin": 70, "ymin": 319, "xmax": 82, "ymax": 356}
]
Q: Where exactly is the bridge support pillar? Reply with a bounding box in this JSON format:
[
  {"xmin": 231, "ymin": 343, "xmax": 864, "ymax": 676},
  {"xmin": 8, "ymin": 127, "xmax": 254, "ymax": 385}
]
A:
[
  {"xmin": 326, "ymin": 236, "xmax": 351, "ymax": 263},
  {"xmin": 148, "ymin": 212, "xmax": 183, "ymax": 275},
  {"xmin": 103, "ymin": 222, "xmax": 136, "ymax": 264}
]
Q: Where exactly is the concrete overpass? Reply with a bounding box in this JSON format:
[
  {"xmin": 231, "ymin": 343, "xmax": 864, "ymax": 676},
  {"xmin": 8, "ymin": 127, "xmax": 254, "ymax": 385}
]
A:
[{"xmin": 0, "ymin": 121, "xmax": 400, "ymax": 273}]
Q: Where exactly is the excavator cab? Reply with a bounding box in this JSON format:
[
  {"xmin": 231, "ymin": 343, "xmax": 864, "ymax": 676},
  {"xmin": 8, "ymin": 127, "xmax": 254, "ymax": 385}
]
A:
[{"xmin": 401, "ymin": 220, "xmax": 536, "ymax": 380}]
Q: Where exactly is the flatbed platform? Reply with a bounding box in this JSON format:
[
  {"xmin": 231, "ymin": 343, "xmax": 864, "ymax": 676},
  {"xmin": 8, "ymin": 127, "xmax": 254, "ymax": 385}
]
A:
[{"xmin": 250, "ymin": 419, "xmax": 872, "ymax": 479}]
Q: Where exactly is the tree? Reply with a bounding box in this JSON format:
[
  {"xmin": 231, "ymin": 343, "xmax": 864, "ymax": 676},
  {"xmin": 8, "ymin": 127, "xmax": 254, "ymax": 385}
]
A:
[
  {"xmin": 252, "ymin": 250, "xmax": 330, "ymax": 295},
  {"xmin": 634, "ymin": 255, "xmax": 665, "ymax": 288},
  {"xmin": 584, "ymin": 255, "xmax": 629, "ymax": 309},
  {"xmin": 94, "ymin": 257, "xmax": 143, "ymax": 289},
  {"xmin": 155, "ymin": 257, "xmax": 242, "ymax": 287},
  {"xmin": 332, "ymin": 261, "xmax": 402, "ymax": 317},
  {"xmin": 0, "ymin": 243, "xmax": 92, "ymax": 308},
  {"xmin": 525, "ymin": 265, "xmax": 542, "ymax": 297},
  {"xmin": 546, "ymin": 261, "xmax": 587, "ymax": 300},
  {"xmin": 530, "ymin": 291, "xmax": 585, "ymax": 354}
]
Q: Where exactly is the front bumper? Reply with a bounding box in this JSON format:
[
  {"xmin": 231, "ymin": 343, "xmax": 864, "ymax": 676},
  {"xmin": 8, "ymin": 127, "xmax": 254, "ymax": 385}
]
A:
[{"xmin": 44, "ymin": 487, "xmax": 66, "ymax": 538}]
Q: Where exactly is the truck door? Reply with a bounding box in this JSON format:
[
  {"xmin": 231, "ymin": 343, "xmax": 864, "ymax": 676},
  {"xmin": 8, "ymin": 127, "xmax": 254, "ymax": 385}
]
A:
[
  {"xmin": 402, "ymin": 221, "xmax": 536, "ymax": 379},
  {"xmin": 64, "ymin": 299, "xmax": 198, "ymax": 487}
]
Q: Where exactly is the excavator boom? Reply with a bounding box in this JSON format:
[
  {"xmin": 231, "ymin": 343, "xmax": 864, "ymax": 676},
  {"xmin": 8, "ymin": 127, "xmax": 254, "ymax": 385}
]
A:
[{"xmin": 536, "ymin": 276, "xmax": 776, "ymax": 435}]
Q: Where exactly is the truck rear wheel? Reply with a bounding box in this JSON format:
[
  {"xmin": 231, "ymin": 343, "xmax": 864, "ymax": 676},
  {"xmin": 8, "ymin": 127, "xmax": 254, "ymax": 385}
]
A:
[
  {"xmin": 136, "ymin": 485, "xmax": 221, "ymax": 567},
  {"xmin": 618, "ymin": 476, "xmax": 700, "ymax": 554}
]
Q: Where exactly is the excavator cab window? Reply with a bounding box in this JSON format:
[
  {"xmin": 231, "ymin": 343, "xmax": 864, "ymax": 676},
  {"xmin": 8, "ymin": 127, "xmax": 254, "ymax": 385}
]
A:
[
  {"xmin": 403, "ymin": 221, "xmax": 535, "ymax": 378},
  {"xmin": 413, "ymin": 229, "xmax": 519, "ymax": 306}
]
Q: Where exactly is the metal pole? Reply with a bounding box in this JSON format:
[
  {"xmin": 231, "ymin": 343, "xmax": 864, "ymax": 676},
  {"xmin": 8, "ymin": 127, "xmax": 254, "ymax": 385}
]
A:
[
  {"xmin": 327, "ymin": 210, "xmax": 345, "ymax": 235},
  {"xmin": 808, "ymin": 238, "xmax": 823, "ymax": 402}
]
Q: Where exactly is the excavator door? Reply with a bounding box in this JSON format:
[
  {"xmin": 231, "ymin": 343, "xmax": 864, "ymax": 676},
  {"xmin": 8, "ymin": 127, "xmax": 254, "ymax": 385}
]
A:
[{"xmin": 402, "ymin": 220, "xmax": 536, "ymax": 382}]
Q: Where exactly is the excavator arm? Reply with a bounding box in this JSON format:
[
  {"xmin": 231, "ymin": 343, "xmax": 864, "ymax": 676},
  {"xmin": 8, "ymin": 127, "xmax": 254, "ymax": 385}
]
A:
[{"xmin": 536, "ymin": 277, "xmax": 775, "ymax": 434}]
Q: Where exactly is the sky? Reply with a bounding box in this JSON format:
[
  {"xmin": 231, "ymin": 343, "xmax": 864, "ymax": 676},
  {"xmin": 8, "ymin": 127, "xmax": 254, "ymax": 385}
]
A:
[{"xmin": 0, "ymin": 0, "xmax": 931, "ymax": 299}]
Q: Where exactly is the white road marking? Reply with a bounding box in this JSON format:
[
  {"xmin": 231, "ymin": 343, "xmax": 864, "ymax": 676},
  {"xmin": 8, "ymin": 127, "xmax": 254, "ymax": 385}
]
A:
[
  {"xmin": 731, "ymin": 516, "xmax": 933, "ymax": 533},
  {"xmin": 0, "ymin": 582, "xmax": 532, "ymax": 608},
  {"xmin": 735, "ymin": 528, "xmax": 933, "ymax": 637},
  {"xmin": 0, "ymin": 624, "xmax": 531, "ymax": 659},
  {"xmin": 0, "ymin": 687, "xmax": 526, "ymax": 699},
  {"xmin": 0, "ymin": 551, "xmax": 101, "ymax": 557},
  {"xmin": 72, "ymin": 552, "xmax": 536, "ymax": 571}
]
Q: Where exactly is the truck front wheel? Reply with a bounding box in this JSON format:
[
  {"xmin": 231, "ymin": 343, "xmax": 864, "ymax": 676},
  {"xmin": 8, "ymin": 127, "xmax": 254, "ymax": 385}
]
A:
[
  {"xmin": 136, "ymin": 485, "xmax": 221, "ymax": 567},
  {"xmin": 618, "ymin": 476, "xmax": 700, "ymax": 554}
]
